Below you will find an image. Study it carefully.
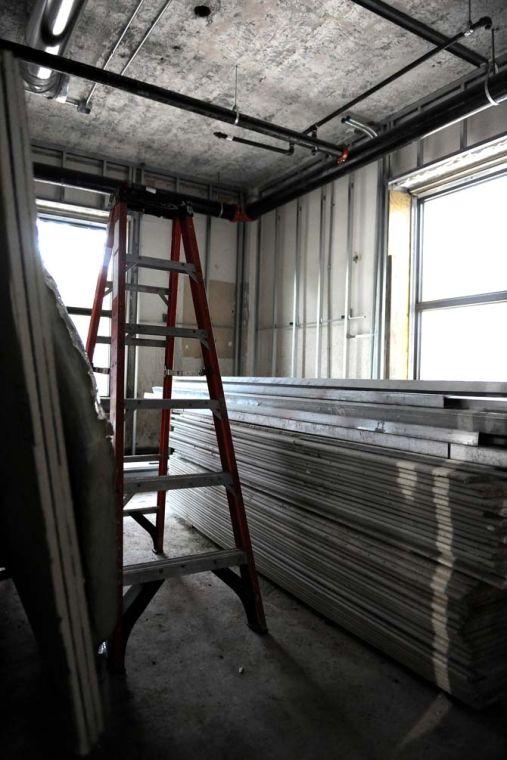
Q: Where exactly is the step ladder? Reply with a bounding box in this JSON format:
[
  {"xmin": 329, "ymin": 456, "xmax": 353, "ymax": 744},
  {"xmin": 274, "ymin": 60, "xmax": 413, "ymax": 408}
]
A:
[{"xmin": 86, "ymin": 197, "xmax": 266, "ymax": 668}]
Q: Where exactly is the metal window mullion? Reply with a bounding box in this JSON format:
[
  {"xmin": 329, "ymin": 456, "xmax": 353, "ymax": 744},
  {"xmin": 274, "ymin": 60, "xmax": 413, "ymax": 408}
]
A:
[
  {"xmin": 371, "ymin": 158, "xmax": 387, "ymax": 379},
  {"xmin": 412, "ymin": 199, "xmax": 424, "ymax": 379}
]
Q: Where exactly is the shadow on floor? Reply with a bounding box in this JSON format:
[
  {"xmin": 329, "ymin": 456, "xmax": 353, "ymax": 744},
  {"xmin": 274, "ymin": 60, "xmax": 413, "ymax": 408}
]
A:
[{"xmin": 1, "ymin": 512, "xmax": 506, "ymax": 760}]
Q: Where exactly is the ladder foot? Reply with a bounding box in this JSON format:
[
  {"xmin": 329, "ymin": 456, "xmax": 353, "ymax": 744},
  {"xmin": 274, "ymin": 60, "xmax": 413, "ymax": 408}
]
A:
[
  {"xmin": 248, "ymin": 621, "xmax": 269, "ymax": 636},
  {"xmin": 213, "ymin": 567, "xmax": 268, "ymax": 635},
  {"xmin": 106, "ymin": 627, "xmax": 127, "ymax": 674},
  {"xmin": 112, "ymin": 580, "xmax": 164, "ymax": 665}
]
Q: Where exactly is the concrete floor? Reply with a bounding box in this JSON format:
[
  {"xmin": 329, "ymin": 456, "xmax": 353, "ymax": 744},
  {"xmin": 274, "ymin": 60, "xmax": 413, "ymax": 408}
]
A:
[{"xmin": 2, "ymin": 501, "xmax": 507, "ymax": 760}]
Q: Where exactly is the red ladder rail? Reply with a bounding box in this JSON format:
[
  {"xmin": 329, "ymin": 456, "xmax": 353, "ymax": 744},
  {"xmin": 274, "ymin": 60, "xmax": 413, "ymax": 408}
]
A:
[
  {"xmin": 179, "ymin": 213, "xmax": 266, "ymax": 632},
  {"xmin": 85, "ymin": 199, "xmax": 267, "ymax": 670},
  {"xmin": 86, "ymin": 212, "xmax": 114, "ymax": 363}
]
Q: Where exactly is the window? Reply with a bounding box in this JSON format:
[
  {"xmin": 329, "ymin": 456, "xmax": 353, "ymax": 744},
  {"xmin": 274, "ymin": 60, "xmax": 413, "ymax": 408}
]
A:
[
  {"xmin": 414, "ymin": 173, "xmax": 507, "ymax": 381},
  {"xmin": 37, "ymin": 217, "xmax": 110, "ymax": 395}
]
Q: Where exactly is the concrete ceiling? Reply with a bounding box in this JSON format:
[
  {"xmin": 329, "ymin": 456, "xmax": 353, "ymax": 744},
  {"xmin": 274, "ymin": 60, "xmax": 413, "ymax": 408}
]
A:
[{"xmin": 0, "ymin": 0, "xmax": 506, "ymax": 188}]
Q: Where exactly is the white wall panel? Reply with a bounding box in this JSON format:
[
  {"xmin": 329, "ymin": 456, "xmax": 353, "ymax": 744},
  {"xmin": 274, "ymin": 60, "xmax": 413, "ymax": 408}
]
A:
[{"xmin": 251, "ymin": 164, "xmax": 381, "ymax": 379}]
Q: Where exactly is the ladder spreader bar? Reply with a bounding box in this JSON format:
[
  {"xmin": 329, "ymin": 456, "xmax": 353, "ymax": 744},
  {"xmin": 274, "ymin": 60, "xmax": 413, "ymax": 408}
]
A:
[
  {"xmin": 123, "ymin": 471, "xmax": 233, "ymax": 494},
  {"xmin": 126, "ymin": 323, "xmax": 207, "ymax": 340},
  {"xmin": 126, "ymin": 255, "xmax": 195, "ymax": 274}
]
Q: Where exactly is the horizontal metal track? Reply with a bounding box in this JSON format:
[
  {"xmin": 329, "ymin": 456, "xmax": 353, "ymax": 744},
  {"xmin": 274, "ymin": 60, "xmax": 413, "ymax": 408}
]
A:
[
  {"xmin": 125, "ymin": 255, "xmax": 195, "ymax": 274},
  {"xmin": 126, "ymin": 398, "xmax": 218, "ymax": 411},
  {"xmin": 101, "ymin": 398, "xmax": 218, "ymax": 411},
  {"xmin": 123, "ymin": 470, "xmax": 233, "ymax": 494},
  {"xmin": 125, "ymin": 323, "xmax": 207, "ymax": 340},
  {"xmin": 123, "ymin": 549, "xmax": 245, "ymax": 585}
]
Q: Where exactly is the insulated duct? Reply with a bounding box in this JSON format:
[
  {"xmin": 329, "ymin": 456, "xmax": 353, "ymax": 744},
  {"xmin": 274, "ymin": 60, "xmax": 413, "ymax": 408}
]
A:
[{"xmin": 22, "ymin": 0, "xmax": 87, "ymax": 99}]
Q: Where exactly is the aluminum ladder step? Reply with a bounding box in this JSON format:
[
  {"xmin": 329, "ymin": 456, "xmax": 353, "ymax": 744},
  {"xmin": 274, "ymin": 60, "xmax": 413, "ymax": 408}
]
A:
[
  {"xmin": 126, "ymin": 255, "xmax": 195, "ymax": 274},
  {"xmin": 125, "ymin": 323, "xmax": 207, "ymax": 340},
  {"xmin": 123, "ymin": 549, "xmax": 246, "ymax": 585},
  {"xmin": 123, "ymin": 470, "xmax": 233, "ymax": 494}
]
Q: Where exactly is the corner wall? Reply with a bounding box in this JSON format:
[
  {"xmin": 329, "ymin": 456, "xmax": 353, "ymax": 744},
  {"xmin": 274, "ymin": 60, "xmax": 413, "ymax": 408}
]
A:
[
  {"xmin": 244, "ymin": 90, "xmax": 507, "ymax": 381},
  {"xmin": 246, "ymin": 161, "xmax": 381, "ymax": 379}
]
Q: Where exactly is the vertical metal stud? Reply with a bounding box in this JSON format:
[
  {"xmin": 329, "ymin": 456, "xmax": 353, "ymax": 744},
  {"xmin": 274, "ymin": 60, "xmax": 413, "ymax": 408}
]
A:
[
  {"xmin": 107, "ymin": 201, "xmax": 128, "ymax": 671},
  {"xmin": 315, "ymin": 189, "xmax": 326, "ymax": 377},
  {"xmin": 204, "ymin": 184, "xmax": 213, "ymax": 290},
  {"xmin": 343, "ymin": 175, "xmax": 355, "ymax": 379},
  {"xmin": 327, "ymin": 182, "xmax": 335, "ymax": 378},
  {"xmin": 271, "ymin": 210, "xmax": 280, "ymax": 376},
  {"xmin": 233, "ymin": 215, "xmax": 245, "ymax": 375},
  {"xmin": 125, "ymin": 210, "xmax": 140, "ymax": 454},
  {"xmin": 253, "ymin": 217, "xmax": 262, "ymax": 375},
  {"xmin": 291, "ymin": 202, "xmax": 302, "ymax": 378}
]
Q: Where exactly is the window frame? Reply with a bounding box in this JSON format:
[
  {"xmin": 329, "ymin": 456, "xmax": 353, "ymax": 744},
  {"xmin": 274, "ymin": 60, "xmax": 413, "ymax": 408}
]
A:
[
  {"xmin": 411, "ymin": 169, "xmax": 507, "ymax": 379},
  {"xmin": 37, "ymin": 209, "xmax": 111, "ymax": 392}
]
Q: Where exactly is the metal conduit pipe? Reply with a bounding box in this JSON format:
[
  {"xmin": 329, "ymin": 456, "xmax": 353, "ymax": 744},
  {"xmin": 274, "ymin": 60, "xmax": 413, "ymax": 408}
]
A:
[
  {"xmin": 32, "ymin": 162, "xmax": 242, "ymax": 221},
  {"xmin": 0, "ymin": 39, "xmax": 346, "ymax": 159},
  {"xmin": 22, "ymin": 0, "xmax": 87, "ymax": 98},
  {"xmin": 304, "ymin": 16, "xmax": 491, "ymax": 135},
  {"xmin": 349, "ymin": 0, "xmax": 488, "ymax": 68},
  {"xmin": 81, "ymin": 0, "xmax": 148, "ymax": 112},
  {"xmin": 342, "ymin": 115, "xmax": 378, "ymax": 139},
  {"xmin": 247, "ymin": 66, "xmax": 507, "ymax": 218}
]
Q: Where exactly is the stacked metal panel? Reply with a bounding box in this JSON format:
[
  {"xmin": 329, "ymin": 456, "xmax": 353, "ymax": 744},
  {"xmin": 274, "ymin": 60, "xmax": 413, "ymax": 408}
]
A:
[{"xmin": 159, "ymin": 378, "xmax": 507, "ymax": 707}]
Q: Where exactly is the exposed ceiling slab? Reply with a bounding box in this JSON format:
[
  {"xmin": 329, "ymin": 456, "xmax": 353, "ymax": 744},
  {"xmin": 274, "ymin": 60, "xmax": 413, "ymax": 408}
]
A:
[{"xmin": 0, "ymin": 0, "xmax": 505, "ymax": 188}]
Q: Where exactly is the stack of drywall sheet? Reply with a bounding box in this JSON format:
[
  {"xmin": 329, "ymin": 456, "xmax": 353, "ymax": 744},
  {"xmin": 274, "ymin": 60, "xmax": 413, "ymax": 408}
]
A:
[
  {"xmin": 157, "ymin": 378, "xmax": 507, "ymax": 707},
  {"xmin": 154, "ymin": 376, "xmax": 507, "ymax": 465},
  {"xmin": 0, "ymin": 52, "xmax": 105, "ymax": 755}
]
